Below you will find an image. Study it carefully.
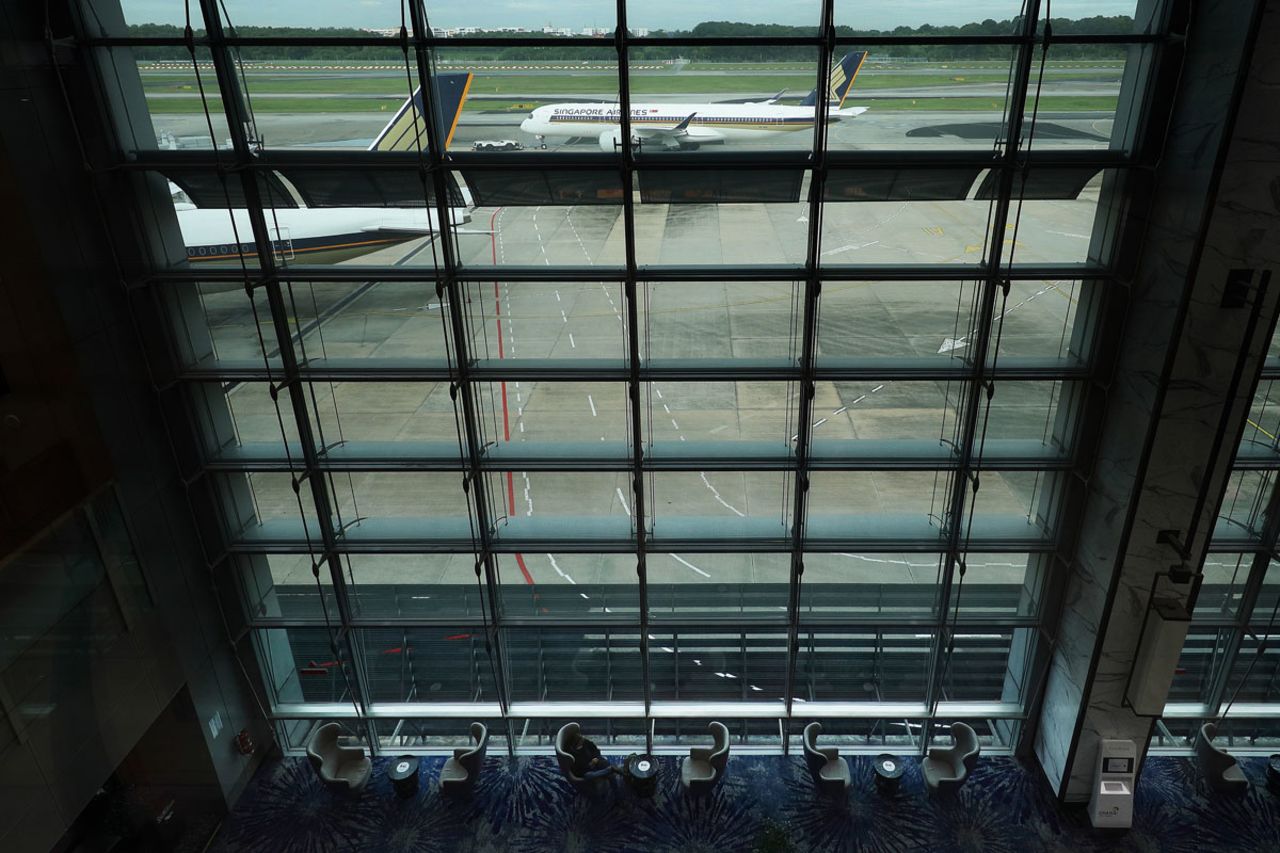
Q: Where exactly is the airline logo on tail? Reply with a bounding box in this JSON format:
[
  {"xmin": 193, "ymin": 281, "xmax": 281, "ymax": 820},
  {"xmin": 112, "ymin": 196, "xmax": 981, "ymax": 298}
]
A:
[
  {"xmin": 799, "ymin": 51, "xmax": 868, "ymax": 108},
  {"xmin": 369, "ymin": 72, "xmax": 473, "ymax": 152}
]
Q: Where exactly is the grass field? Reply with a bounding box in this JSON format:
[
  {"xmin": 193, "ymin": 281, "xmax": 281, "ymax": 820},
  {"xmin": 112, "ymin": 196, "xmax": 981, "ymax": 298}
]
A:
[
  {"xmin": 136, "ymin": 60, "xmax": 1123, "ymax": 116},
  {"xmin": 143, "ymin": 94, "xmax": 1119, "ymax": 114},
  {"xmin": 140, "ymin": 69, "xmax": 1122, "ymax": 93}
]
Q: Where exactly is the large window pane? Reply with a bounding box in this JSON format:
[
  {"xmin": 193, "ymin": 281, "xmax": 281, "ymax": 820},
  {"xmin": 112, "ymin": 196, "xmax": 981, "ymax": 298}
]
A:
[
  {"xmin": 464, "ymin": 281, "xmax": 627, "ymax": 361},
  {"xmin": 816, "ymin": 280, "xmax": 977, "ymax": 362},
  {"xmin": 796, "ymin": 631, "xmax": 932, "ymax": 702},
  {"xmin": 506, "ymin": 629, "xmax": 643, "ymax": 702},
  {"xmin": 496, "ymin": 552, "xmax": 640, "ymax": 619},
  {"xmin": 628, "ymin": 48, "xmax": 819, "ymax": 156},
  {"xmin": 648, "ymin": 553, "xmax": 792, "ymax": 619},
  {"xmin": 635, "ymin": 200, "xmax": 810, "ymax": 266},
  {"xmin": 650, "ymin": 631, "xmax": 788, "ymax": 702},
  {"xmin": 460, "ymin": 203, "xmax": 624, "ymax": 268},
  {"xmin": 642, "ymin": 280, "xmax": 802, "ymax": 363},
  {"xmin": 358, "ymin": 627, "xmax": 497, "ymax": 704},
  {"xmin": 823, "ymin": 47, "xmax": 1018, "ymax": 152}
]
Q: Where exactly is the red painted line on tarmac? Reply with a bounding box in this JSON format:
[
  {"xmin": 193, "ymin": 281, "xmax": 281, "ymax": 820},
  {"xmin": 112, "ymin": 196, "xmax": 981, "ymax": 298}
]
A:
[{"xmin": 489, "ymin": 208, "xmax": 535, "ymax": 588}]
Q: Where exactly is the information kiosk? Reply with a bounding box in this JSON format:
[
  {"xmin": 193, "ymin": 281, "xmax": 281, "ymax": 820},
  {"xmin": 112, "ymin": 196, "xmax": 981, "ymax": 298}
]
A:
[{"xmin": 1088, "ymin": 739, "xmax": 1137, "ymax": 830}]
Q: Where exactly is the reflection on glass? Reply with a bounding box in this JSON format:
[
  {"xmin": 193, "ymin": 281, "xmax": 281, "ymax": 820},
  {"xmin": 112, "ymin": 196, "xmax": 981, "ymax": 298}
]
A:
[
  {"xmin": 1242, "ymin": 378, "xmax": 1280, "ymax": 457},
  {"xmin": 635, "ymin": 201, "xmax": 810, "ymax": 266},
  {"xmin": 496, "ymin": 553, "xmax": 640, "ymax": 619},
  {"xmin": 643, "ymin": 281, "xmax": 802, "ymax": 362},
  {"xmin": 807, "ymin": 380, "xmax": 963, "ymax": 447},
  {"xmin": 474, "ymin": 381, "xmax": 629, "ymax": 445},
  {"xmin": 801, "ymin": 552, "xmax": 943, "ymax": 618},
  {"xmin": 359, "ymin": 627, "xmax": 497, "ymax": 703},
  {"xmin": 189, "ymin": 381, "xmax": 300, "ymax": 457},
  {"xmin": 817, "ymin": 281, "xmax": 977, "ymax": 362},
  {"xmin": 1195, "ymin": 553, "xmax": 1254, "ymax": 620},
  {"xmin": 649, "ymin": 632, "xmax": 788, "ymax": 701},
  {"xmin": 807, "ymin": 471, "xmax": 951, "ymax": 530},
  {"xmin": 164, "ymin": 282, "xmax": 276, "ymax": 367},
  {"xmin": 505, "ymin": 629, "xmax": 643, "ymax": 701},
  {"xmin": 976, "ymin": 381, "xmax": 1078, "ymax": 447},
  {"xmin": 1166, "ymin": 628, "xmax": 1230, "ymax": 705},
  {"xmin": 306, "ymin": 380, "xmax": 456, "ymax": 448},
  {"xmin": 963, "ymin": 471, "xmax": 1059, "ymax": 537},
  {"xmin": 463, "ymin": 282, "xmax": 627, "ymax": 361},
  {"xmin": 649, "ymin": 471, "xmax": 793, "ymax": 528},
  {"xmin": 330, "ymin": 472, "xmax": 470, "ymax": 528},
  {"xmin": 645, "ymin": 381, "xmax": 796, "ymax": 449},
  {"xmin": 647, "ymin": 553, "xmax": 792, "ymax": 617},
  {"xmin": 375, "ymin": 718, "xmax": 508, "ymax": 752},
  {"xmin": 255, "ymin": 627, "xmax": 354, "ymax": 706},
  {"xmin": 939, "ymin": 631, "xmax": 1019, "ymax": 702},
  {"xmin": 217, "ymin": 472, "xmax": 317, "ymax": 534},
  {"xmin": 1217, "ymin": 470, "xmax": 1274, "ymax": 539},
  {"xmin": 796, "ymin": 631, "xmax": 931, "ymax": 702},
  {"xmin": 787, "ymin": 717, "xmax": 925, "ymax": 749},
  {"xmin": 988, "ymin": 280, "xmax": 1085, "ymax": 362}
]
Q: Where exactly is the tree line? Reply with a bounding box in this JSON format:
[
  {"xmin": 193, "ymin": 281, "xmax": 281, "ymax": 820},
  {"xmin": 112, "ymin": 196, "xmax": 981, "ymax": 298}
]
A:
[{"xmin": 124, "ymin": 17, "xmax": 1135, "ymax": 63}]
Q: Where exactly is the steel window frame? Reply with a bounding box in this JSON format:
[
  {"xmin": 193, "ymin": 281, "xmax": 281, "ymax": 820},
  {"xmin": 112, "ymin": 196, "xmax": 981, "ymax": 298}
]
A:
[{"xmin": 76, "ymin": 0, "xmax": 1176, "ymax": 753}]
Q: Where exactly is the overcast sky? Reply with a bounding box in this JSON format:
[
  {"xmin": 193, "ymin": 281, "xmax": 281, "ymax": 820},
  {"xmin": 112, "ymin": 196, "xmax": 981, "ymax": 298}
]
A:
[{"xmin": 125, "ymin": 1, "xmax": 1129, "ymax": 30}]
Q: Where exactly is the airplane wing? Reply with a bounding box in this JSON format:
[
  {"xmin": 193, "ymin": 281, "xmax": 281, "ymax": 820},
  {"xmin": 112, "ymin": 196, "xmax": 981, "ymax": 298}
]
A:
[
  {"xmin": 836, "ymin": 106, "xmax": 869, "ymax": 118},
  {"xmin": 634, "ymin": 112, "xmax": 698, "ymax": 140}
]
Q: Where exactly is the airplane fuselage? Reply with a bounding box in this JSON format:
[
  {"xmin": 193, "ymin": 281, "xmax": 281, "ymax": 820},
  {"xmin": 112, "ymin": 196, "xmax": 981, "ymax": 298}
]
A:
[
  {"xmin": 178, "ymin": 206, "xmax": 470, "ymax": 264},
  {"xmin": 521, "ymin": 102, "xmax": 845, "ymax": 147}
]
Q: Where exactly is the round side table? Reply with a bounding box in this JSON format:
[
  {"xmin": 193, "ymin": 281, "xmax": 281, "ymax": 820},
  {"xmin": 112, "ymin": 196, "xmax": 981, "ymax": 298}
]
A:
[
  {"xmin": 388, "ymin": 755, "xmax": 420, "ymax": 798},
  {"xmin": 625, "ymin": 753, "xmax": 659, "ymax": 797},
  {"xmin": 873, "ymin": 753, "xmax": 904, "ymax": 792}
]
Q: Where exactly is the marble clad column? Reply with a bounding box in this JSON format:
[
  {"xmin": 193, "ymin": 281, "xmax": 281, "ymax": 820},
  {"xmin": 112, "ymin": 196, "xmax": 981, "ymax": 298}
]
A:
[{"xmin": 1034, "ymin": 0, "xmax": 1280, "ymax": 801}]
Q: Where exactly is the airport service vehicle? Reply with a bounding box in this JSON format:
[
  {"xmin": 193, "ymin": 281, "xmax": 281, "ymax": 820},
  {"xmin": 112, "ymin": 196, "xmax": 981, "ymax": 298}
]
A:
[
  {"xmin": 520, "ymin": 51, "xmax": 868, "ymax": 151},
  {"xmin": 473, "ymin": 139, "xmax": 523, "ymax": 151},
  {"xmin": 177, "ymin": 73, "xmax": 484, "ymax": 264}
]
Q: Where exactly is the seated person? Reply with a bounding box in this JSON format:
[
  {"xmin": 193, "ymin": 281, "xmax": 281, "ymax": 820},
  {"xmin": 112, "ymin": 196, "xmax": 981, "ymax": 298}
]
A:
[{"xmin": 565, "ymin": 730, "xmax": 614, "ymax": 780}]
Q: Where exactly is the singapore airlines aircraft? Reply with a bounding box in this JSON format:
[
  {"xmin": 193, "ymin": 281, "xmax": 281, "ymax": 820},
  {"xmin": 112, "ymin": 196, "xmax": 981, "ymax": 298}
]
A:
[
  {"xmin": 520, "ymin": 51, "xmax": 868, "ymax": 151},
  {"xmin": 178, "ymin": 73, "xmax": 481, "ymax": 264}
]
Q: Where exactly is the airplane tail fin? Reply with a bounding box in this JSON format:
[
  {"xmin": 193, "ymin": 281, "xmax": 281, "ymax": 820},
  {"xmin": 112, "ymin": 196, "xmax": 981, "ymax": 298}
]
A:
[
  {"xmin": 799, "ymin": 51, "xmax": 868, "ymax": 108},
  {"xmin": 368, "ymin": 71, "xmax": 473, "ymax": 152}
]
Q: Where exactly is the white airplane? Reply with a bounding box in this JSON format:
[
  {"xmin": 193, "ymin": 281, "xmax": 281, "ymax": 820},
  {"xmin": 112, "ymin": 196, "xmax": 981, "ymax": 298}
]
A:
[
  {"xmin": 176, "ymin": 73, "xmax": 482, "ymax": 264},
  {"xmin": 520, "ymin": 51, "xmax": 868, "ymax": 151}
]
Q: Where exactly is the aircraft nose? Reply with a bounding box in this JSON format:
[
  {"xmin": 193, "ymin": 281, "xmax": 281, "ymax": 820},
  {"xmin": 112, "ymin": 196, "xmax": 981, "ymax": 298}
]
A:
[{"xmin": 520, "ymin": 118, "xmax": 534, "ymax": 134}]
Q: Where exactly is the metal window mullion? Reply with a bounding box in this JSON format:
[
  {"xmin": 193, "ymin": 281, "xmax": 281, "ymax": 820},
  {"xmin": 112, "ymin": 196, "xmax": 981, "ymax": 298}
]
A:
[
  {"xmin": 615, "ymin": 0, "xmax": 652, "ymax": 723},
  {"xmin": 784, "ymin": 0, "xmax": 838, "ymax": 720},
  {"xmin": 196, "ymin": 0, "xmax": 366, "ymax": 718},
  {"xmin": 407, "ymin": 0, "xmax": 512, "ymax": 719},
  {"xmin": 925, "ymin": 0, "xmax": 1044, "ymax": 718}
]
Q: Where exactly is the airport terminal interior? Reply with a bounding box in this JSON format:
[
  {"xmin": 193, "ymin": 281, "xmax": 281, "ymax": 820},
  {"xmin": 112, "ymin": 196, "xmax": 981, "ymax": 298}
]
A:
[{"xmin": 1, "ymin": 0, "xmax": 1280, "ymax": 850}]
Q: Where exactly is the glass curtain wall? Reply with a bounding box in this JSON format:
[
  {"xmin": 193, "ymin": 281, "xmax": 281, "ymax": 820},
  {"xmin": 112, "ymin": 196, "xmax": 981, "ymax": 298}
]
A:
[
  {"xmin": 81, "ymin": 0, "xmax": 1171, "ymax": 753},
  {"xmin": 1154, "ymin": 330, "xmax": 1280, "ymax": 751}
]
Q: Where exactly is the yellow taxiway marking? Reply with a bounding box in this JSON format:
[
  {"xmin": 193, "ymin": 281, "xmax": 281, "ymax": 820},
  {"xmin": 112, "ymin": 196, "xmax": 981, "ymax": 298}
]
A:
[{"xmin": 1247, "ymin": 418, "xmax": 1277, "ymax": 442}]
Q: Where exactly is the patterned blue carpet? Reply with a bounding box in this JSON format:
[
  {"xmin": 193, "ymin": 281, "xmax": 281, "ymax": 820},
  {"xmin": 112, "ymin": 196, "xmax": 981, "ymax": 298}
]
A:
[{"xmin": 211, "ymin": 753, "xmax": 1280, "ymax": 852}]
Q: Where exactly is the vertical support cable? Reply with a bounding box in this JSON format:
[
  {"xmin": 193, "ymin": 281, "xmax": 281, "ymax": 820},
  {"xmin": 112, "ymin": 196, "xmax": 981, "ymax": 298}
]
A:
[
  {"xmin": 196, "ymin": 0, "xmax": 366, "ymax": 721},
  {"xmin": 407, "ymin": 0, "xmax": 511, "ymax": 719},
  {"xmin": 926, "ymin": 0, "xmax": 1044, "ymax": 721},
  {"xmin": 615, "ymin": 0, "xmax": 652, "ymax": 735},
  {"xmin": 784, "ymin": 0, "xmax": 838, "ymax": 719}
]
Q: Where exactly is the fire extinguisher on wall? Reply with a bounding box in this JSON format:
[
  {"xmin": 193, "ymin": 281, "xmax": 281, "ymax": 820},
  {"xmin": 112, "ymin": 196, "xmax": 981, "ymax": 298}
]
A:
[{"xmin": 235, "ymin": 729, "xmax": 255, "ymax": 756}]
